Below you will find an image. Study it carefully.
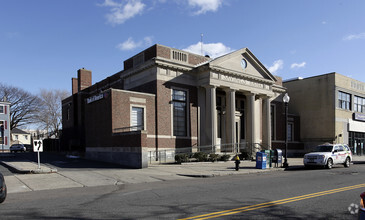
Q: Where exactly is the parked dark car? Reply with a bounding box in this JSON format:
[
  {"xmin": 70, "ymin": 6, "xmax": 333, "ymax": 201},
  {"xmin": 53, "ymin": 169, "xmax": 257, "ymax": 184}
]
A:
[
  {"xmin": 0, "ymin": 172, "xmax": 6, "ymax": 203},
  {"xmin": 10, "ymin": 144, "xmax": 26, "ymax": 153},
  {"xmin": 23, "ymin": 144, "xmax": 33, "ymax": 152}
]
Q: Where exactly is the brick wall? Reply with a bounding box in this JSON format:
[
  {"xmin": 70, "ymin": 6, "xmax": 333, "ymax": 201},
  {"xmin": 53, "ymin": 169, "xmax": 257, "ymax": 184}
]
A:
[{"xmin": 78, "ymin": 69, "xmax": 92, "ymax": 91}]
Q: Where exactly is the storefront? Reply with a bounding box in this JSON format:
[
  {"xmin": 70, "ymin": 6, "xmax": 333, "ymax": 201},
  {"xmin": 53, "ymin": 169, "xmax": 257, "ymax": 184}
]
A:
[{"xmin": 349, "ymin": 113, "xmax": 365, "ymax": 155}]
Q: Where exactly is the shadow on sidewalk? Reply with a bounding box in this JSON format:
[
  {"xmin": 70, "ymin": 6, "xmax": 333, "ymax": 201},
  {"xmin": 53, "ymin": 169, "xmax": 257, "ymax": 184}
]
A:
[{"xmin": 0, "ymin": 152, "xmax": 129, "ymax": 170}]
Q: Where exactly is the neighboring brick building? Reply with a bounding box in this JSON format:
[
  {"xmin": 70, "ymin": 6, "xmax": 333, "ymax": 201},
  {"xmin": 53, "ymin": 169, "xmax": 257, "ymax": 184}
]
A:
[
  {"xmin": 62, "ymin": 44, "xmax": 294, "ymax": 168},
  {"xmin": 0, "ymin": 98, "xmax": 11, "ymax": 150}
]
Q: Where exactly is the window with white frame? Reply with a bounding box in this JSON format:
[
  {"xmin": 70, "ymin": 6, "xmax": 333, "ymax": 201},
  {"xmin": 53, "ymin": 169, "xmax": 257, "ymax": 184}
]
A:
[
  {"xmin": 131, "ymin": 107, "xmax": 144, "ymax": 131},
  {"xmin": 172, "ymin": 89, "xmax": 187, "ymax": 137},
  {"xmin": 354, "ymin": 96, "xmax": 365, "ymax": 113},
  {"xmin": 338, "ymin": 91, "xmax": 351, "ymax": 110},
  {"xmin": 0, "ymin": 105, "xmax": 4, "ymax": 114}
]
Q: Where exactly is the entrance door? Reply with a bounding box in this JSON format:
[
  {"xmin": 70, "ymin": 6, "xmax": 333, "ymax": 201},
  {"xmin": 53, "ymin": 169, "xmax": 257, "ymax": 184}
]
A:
[
  {"xmin": 355, "ymin": 140, "xmax": 364, "ymax": 156},
  {"xmin": 235, "ymin": 115, "xmax": 241, "ymax": 153}
]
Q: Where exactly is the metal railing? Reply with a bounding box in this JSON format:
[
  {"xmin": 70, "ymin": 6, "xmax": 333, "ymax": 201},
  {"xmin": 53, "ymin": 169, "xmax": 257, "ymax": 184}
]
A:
[{"xmin": 148, "ymin": 142, "xmax": 266, "ymax": 164}]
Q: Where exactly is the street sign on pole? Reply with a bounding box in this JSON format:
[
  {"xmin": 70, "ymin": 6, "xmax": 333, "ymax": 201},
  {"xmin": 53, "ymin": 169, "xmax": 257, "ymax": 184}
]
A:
[
  {"xmin": 33, "ymin": 140, "xmax": 43, "ymax": 169},
  {"xmin": 33, "ymin": 140, "xmax": 43, "ymax": 152}
]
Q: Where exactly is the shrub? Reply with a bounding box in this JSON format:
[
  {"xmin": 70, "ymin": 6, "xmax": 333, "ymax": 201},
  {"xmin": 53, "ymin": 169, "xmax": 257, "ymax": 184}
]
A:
[
  {"xmin": 175, "ymin": 154, "xmax": 189, "ymax": 164},
  {"xmin": 192, "ymin": 152, "xmax": 208, "ymax": 162},
  {"xmin": 220, "ymin": 154, "xmax": 231, "ymax": 162},
  {"xmin": 209, "ymin": 154, "xmax": 219, "ymax": 162},
  {"xmin": 240, "ymin": 152, "xmax": 250, "ymax": 160}
]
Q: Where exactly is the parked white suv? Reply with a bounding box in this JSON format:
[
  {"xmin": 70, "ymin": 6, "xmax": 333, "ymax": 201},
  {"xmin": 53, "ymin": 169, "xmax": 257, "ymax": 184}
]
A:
[{"xmin": 303, "ymin": 144, "xmax": 352, "ymax": 169}]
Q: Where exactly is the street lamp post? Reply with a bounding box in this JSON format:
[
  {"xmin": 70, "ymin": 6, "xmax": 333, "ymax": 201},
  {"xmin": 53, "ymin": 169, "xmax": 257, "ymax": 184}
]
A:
[{"xmin": 283, "ymin": 93, "xmax": 290, "ymax": 168}]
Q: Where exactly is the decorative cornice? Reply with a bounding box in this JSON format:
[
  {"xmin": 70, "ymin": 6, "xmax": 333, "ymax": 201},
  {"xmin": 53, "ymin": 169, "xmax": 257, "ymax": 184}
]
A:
[
  {"xmin": 154, "ymin": 57, "xmax": 194, "ymax": 72},
  {"xmin": 210, "ymin": 65, "xmax": 274, "ymax": 85},
  {"xmin": 120, "ymin": 59, "xmax": 156, "ymax": 80},
  {"xmin": 120, "ymin": 57, "xmax": 197, "ymax": 80},
  {"xmin": 272, "ymin": 84, "xmax": 286, "ymax": 93}
]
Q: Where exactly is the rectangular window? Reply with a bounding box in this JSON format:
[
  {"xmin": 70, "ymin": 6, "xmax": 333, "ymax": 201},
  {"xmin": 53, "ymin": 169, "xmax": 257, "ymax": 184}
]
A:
[
  {"xmin": 240, "ymin": 100, "xmax": 245, "ymax": 140},
  {"xmin": 172, "ymin": 89, "xmax": 187, "ymax": 137},
  {"xmin": 287, "ymin": 122, "xmax": 294, "ymax": 141},
  {"xmin": 131, "ymin": 107, "xmax": 144, "ymax": 131},
  {"xmin": 0, "ymin": 105, "xmax": 4, "ymax": 114},
  {"xmin": 354, "ymin": 96, "xmax": 365, "ymax": 113},
  {"xmin": 216, "ymin": 96, "xmax": 222, "ymax": 139},
  {"xmin": 15, "ymin": 135, "xmax": 18, "ymax": 140},
  {"xmin": 271, "ymin": 104, "xmax": 275, "ymax": 140},
  {"xmin": 0, "ymin": 121, "xmax": 3, "ymax": 144},
  {"xmin": 338, "ymin": 91, "xmax": 351, "ymax": 110},
  {"xmin": 66, "ymin": 108, "xmax": 70, "ymax": 121}
]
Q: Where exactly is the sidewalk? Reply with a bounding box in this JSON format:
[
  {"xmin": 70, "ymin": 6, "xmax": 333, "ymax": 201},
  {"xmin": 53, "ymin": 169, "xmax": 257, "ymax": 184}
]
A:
[{"xmin": 1, "ymin": 156, "xmax": 365, "ymax": 194}]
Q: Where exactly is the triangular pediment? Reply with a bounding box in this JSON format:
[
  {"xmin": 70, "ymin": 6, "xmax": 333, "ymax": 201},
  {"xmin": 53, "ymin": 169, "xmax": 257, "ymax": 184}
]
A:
[{"xmin": 208, "ymin": 48, "xmax": 276, "ymax": 82}]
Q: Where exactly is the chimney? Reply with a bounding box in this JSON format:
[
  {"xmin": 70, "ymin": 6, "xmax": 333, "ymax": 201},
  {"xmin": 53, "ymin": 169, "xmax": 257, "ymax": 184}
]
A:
[
  {"xmin": 72, "ymin": 78, "xmax": 78, "ymax": 94},
  {"xmin": 77, "ymin": 68, "xmax": 92, "ymax": 92}
]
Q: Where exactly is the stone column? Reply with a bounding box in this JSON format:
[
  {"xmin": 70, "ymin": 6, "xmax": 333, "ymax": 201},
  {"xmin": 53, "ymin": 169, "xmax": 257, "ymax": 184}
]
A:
[
  {"xmin": 246, "ymin": 93, "xmax": 256, "ymax": 157},
  {"xmin": 225, "ymin": 89, "xmax": 236, "ymax": 152},
  {"xmin": 262, "ymin": 96, "xmax": 272, "ymax": 150},
  {"xmin": 205, "ymin": 86, "xmax": 217, "ymax": 151}
]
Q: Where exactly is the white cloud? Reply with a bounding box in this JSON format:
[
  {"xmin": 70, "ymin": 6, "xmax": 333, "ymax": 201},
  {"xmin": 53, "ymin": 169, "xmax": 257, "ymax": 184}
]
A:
[
  {"xmin": 267, "ymin": 60, "xmax": 284, "ymax": 74},
  {"xmin": 290, "ymin": 62, "xmax": 306, "ymax": 69},
  {"xmin": 188, "ymin": 0, "xmax": 223, "ymax": 15},
  {"xmin": 343, "ymin": 32, "xmax": 365, "ymax": 41},
  {"xmin": 183, "ymin": 42, "xmax": 233, "ymax": 58},
  {"xmin": 143, "ymin": 36, "xmax": 153, "ymax": 46},
  {"xmin": 116, "ymin": 36, "xmax": 154, "ymax": 51},
  {"xmin": 98, "ymin": 0, "xmax": 122, "ymax": 7},
  {"xmin": 117, "ymin": 37, "xmax": 141, "ymax": 50},
  {"xmin": 99, "ymin": 0, "xmax": 146, "ymax": 25}
]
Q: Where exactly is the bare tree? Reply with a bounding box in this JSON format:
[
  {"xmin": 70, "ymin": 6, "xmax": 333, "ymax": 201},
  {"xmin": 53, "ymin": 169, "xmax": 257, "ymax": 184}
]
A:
[
  {"xmin": 36, "ymin": 89, "xmax": 69, "ymax": 138},
  {"xmin": 0, "ymin": 83, "xmax": 42, "ymax": 130}
]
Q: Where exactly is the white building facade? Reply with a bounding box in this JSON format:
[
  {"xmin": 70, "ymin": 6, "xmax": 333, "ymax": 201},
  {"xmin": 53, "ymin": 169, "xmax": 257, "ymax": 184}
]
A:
[{"xmin": 0, "ymin": 99, "xmax": 11, "ymax": 150}]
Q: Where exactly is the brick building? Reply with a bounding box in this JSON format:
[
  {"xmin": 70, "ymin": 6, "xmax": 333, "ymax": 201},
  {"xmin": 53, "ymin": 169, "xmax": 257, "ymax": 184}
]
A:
[{"xmin": 62, "ymin": 44, "xmax": 300, "ymax": 168}]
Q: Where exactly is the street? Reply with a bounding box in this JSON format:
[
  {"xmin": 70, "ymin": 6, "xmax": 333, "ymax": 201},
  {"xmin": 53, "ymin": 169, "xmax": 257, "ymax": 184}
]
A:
[{"xmin": 0, "ymin": 154, "xmax": 364, "ymax": 219}]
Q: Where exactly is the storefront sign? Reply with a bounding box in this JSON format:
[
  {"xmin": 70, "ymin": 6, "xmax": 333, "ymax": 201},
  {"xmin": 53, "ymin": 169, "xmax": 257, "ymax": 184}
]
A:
[
  {"xmin": 86, "ymin": 94, "xmax": 104, "ymax": 104},
  {"xmin": 354, "ymin": 113, "xmax": 365, "ymax": 122}
]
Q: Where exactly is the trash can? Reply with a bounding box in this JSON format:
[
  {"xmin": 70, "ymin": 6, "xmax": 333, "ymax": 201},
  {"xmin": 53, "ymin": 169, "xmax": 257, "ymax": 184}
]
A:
[
  {"xmin": 256, "ymin": 152, "xmax": 267, "ymax": 169},
  {"xmin": 273, "ymin": 149, "xmax": 283, "ymax": 167},
  {"xmin": 261, "ymin": 150, "xmax": 273, "ymax": 168}
]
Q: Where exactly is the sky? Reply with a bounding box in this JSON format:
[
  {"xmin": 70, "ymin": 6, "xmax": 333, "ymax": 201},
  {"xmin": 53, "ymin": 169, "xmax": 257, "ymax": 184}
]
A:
[{"xmin": 1, "ymin": 0, "xmax": 365, "ymax": 95}]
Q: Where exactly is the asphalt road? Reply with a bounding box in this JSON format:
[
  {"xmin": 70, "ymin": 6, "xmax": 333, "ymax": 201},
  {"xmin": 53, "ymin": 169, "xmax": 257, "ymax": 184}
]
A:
[{"xmin": 0, "ymin": 158, "xmax": 364, "ymax": 219}]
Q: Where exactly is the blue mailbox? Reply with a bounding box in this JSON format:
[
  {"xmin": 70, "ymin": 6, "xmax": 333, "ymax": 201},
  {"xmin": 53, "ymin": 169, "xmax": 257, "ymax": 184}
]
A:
[{"xmin": 256, "ymin": 152, "xmax": 267, "ymax": 169}]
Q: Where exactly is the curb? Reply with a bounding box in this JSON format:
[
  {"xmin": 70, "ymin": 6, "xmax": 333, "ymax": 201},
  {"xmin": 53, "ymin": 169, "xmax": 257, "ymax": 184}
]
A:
[
  {"xmin": 0, "ymin": 161, "xmax": 57, "ymax": 174},
  {"xmin": 177, "ymin": 174, "xmax": 215, "ymax": 178}
]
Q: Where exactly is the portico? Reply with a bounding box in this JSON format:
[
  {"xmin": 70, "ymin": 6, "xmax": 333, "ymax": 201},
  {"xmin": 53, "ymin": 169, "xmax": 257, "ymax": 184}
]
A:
[{"xmin": 197, "ymin": 48, "xmax": 283, "ymax": 155}]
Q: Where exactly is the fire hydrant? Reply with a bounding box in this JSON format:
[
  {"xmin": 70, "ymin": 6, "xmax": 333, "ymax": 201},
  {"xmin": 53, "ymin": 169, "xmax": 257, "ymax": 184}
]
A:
[{"xmin": 234, "ymin": 155, "xmax": 240, "ymax": 171}]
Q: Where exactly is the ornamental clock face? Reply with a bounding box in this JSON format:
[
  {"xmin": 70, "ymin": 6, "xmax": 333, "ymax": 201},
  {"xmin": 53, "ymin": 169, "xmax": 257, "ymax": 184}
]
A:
[{"xmin": 241, "ymin": 59, "xmax": 247, "ymax": 70}]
